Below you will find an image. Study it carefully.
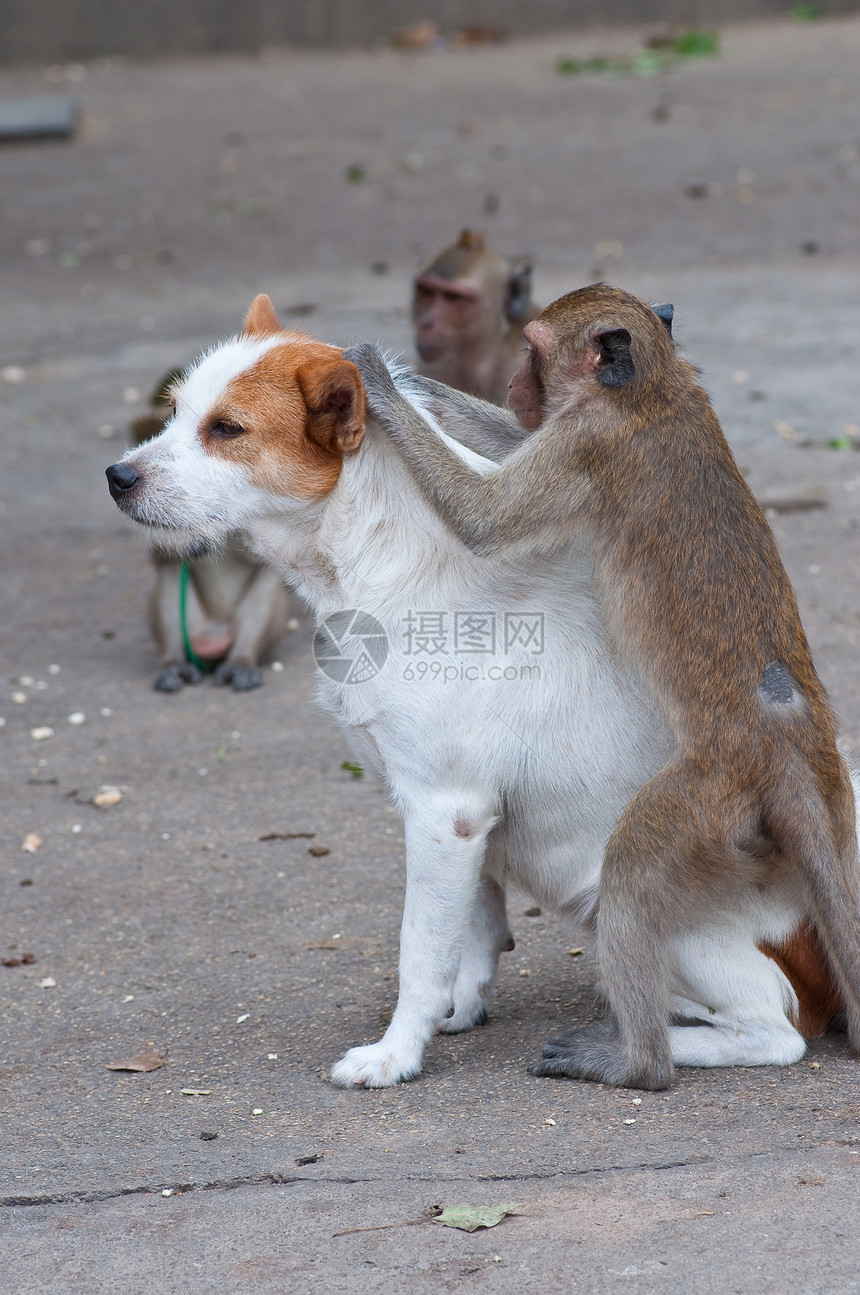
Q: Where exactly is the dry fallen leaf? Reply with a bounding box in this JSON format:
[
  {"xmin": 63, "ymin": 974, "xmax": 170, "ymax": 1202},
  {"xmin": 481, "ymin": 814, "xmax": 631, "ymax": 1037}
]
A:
[
  {"xmin": 2, "ymin": 952, "xmax": 37, "ymax": 967},
  {"xmin": 106, "ymin": 1049, "xmax": 166, "ymax": 1073},
  {"xmin": 773, "ymin": 419, "xmax": 804, "ymax": 442},
  {"xmin": 21, "ymin": 833, "xmax": 43, "ymax": 853},
  {"xmin": 434, "ymin": 1203, "xmax": 522, "ymax": 1232}
]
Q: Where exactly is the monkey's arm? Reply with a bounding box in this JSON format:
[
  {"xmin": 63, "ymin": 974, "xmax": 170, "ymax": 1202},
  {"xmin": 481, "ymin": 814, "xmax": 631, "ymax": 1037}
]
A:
[
  {"xmin": 345, "ymin": 342, "xmax": 584, "ymax": 554},
  {"xmin": 407, "ymin": 376, "xmax": 530, "ymax": 462}
]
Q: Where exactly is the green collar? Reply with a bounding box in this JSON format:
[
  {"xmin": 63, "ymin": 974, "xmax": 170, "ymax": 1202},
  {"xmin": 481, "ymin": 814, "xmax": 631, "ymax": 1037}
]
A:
[{"xmin": 179, "ymin": 561, "xmax": 215, "ymax": 673}]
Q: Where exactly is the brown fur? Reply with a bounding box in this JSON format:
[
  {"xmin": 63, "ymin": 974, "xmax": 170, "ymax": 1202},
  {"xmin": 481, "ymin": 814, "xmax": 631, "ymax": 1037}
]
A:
[
  {"xmin": 760, "ymin": 923, "xmax": 843, "ymax": 1038},
  {"xmin": 201, "ymin": 297, "xmax": 366, "ymax": 501}
]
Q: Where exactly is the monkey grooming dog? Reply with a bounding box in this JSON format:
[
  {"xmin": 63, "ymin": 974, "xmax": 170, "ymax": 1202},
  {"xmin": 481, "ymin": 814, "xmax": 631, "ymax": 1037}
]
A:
[
  {"xmin": 130, "ymin": 371, "xmax": 290, "ymax": 692},
  {"xmin": 413, "ymin": 229, "xmax": 537, "ymax": 405},
  {"xmin": 347, "ymin": 283, "xmax": 860, "ymax": 1090},
  {"xmin": 107, "ymin": 294, "xmax": 857, "ymax": 1091}
]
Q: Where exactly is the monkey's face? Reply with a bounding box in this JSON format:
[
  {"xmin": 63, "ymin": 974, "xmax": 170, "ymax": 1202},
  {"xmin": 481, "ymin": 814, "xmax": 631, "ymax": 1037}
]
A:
[
  {"xmin": 507, "ymin": 320, "xmax": 556, "ymax": 431},
  {"xmin": 413, "ymin": 275, "xmax": 496, "ymax": 361},
  {"xmin": 105, "ymin": 297, "xmax": 366, "ymax": 557}
]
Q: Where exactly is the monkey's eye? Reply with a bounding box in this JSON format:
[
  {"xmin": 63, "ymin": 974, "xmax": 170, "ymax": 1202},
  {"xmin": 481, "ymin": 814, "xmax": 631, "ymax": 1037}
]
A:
[{"xmin": 209, "ymin": 420, "xmax": 246, "ymax": 439}]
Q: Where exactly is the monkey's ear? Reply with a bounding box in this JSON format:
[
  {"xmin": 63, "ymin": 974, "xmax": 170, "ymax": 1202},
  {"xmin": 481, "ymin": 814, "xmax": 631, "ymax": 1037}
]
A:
[
  {"xmin": 505, "ymin": 260, "xmax": 533, "ymax": 321},
  {"xmin": 296, "ymin": 358, "xmax": 367, "ymax": 455},
  {"xmin": 243, "ymin": 294, "xmax": 282, "ymax": 337},
  {"xmin": 594, "ymin": 329, "xmax": 635, "ymax": 388},
  {"xmin": 652, "ymin": 303, "xmax": 674, "ymax": 336}
]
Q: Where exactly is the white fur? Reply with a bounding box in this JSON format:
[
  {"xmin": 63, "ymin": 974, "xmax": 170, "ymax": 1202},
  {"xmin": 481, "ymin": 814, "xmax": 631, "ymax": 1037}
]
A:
[{"xmin": 116, "ymin": 338, "xmax": 822, "ymax": 1087}]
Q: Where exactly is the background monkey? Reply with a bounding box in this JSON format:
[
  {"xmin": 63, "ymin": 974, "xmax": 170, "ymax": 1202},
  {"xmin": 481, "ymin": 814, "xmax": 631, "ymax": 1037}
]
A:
[
  {"xmin": 413, "ymin": 229, "xmax": 537, "ymax": 405},
  {"xmin": 346, "ymin": 284, "xmax": 860, "ymax": 1090},
  {"xmin": 131, "ymin": 374, "xmax": 290, "ymax": 692}
]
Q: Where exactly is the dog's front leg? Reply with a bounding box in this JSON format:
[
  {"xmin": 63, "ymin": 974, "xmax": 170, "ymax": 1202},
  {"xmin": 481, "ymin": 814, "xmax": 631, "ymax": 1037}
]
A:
[
  {"xmin": 330, "ymin": 793, "xmax": 498, "ymax": 1088},
  {"xmin": 441, "ymin": 873, "xmax": 514, "ymax": 1033}
]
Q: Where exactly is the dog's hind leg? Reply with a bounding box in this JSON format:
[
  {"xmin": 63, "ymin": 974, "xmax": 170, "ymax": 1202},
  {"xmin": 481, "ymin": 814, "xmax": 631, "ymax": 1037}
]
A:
[
  {"xmin": 441, "ymin": 873, "xmax": 514, "ymax": 1033},
  {"xmin": 331, "ymin": 791, "xmax": 498, "ymax": 1088}
]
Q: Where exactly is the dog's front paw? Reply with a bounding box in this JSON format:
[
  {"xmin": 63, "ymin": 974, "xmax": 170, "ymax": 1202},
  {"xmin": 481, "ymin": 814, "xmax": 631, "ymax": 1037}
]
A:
[
  {"xmin": 212, "ymin": 660, "xmax": 264, "ymax": 691},
  {"xmin": 331, "ymin": 1041, "xmax": 421, "ymax": 1089},
  {"xmin": 153, "ymin": 662, "xmax": 202, "ymax": 692}
]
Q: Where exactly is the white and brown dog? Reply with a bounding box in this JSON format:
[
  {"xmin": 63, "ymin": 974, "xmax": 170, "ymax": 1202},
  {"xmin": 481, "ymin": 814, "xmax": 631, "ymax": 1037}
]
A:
[{"xmin": 106, "ymin": 295, "xmax": 849, "ymax": 1088}]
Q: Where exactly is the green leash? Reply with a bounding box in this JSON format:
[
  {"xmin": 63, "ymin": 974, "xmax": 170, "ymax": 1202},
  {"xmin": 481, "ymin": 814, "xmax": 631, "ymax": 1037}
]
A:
[{"xmin": 179, "ymin": 561, "xmax": 214, "ymax": 673}]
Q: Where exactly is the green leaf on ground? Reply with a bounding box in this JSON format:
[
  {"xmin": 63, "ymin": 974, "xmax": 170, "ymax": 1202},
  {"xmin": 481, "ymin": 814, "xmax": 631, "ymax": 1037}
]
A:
[
  {"xmin": 434, "ymin": 1203, "xmax": 522, "ymax": 1232},
  {"xmin": 341, "ymin": 760, "xmax": 364, "ymax": 778}
]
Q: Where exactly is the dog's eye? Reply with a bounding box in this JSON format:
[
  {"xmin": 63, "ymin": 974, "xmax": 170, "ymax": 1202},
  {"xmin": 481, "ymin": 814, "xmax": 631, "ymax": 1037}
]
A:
[{"xmin": 210, "ymin": 420, "xmax": 245, "ymax": 439}]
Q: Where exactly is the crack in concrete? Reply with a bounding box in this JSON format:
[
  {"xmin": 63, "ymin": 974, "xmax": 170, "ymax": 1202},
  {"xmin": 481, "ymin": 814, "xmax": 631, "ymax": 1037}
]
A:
[{"xmin": 2, "ymin": 1144, "xmax": 821, "ymax": 1209}]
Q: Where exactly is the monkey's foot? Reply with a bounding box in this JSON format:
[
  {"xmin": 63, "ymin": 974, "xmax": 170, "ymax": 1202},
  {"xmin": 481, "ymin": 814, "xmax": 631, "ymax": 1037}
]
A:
[
  {"xmin": 212, "ymin": 661, "xmax": 264, "ymax": 691},
  {"xmin": 529, "ymin": 1023, "xmax": 674, "ymax": 1090},
  {"xmin": 331, "ymin": 1041, "xmax": 422, "ymax": 1089},
  {"xmin": 153, "ymin": 662, "xmax": 203, "ymax": 692}
]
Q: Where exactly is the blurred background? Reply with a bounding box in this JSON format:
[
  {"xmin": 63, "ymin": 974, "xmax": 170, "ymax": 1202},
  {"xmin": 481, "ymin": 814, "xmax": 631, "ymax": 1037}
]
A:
[{"xmin": 3, "ymin": 8, "xmax": 860, "ymax": 1279}]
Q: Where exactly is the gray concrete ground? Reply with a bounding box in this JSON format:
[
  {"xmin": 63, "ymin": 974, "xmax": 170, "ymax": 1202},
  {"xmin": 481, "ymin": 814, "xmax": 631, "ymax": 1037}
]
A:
[{"xmin": 1, "ymin": 16, "xmax": 860, "ymax": 1293}]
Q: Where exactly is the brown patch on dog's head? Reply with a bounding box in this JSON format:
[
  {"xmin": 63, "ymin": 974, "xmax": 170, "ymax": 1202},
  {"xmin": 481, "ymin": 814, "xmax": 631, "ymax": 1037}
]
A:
[{"xmin": 200, "ymin": 305, "xmax": 367, "ymax": 500}]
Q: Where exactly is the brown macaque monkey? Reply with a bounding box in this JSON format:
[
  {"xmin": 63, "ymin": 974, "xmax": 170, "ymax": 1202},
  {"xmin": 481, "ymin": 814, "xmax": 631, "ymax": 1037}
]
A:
[
  {"xmin": 413, "ymin": 229, "xmax": 537, "ymax": 404},
  {"xmin": 345, "ymin": 285, "xmax": 860, "ymax": 1090},
  {"xmin": 130, "ymin": 375, "xmax": 291, "ymax": 692}
]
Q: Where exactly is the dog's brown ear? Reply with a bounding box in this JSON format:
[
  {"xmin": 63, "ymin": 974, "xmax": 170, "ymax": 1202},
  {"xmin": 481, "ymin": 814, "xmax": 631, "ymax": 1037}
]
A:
[
  {"xmin": 296, "ymin": 358, "xmax": 366, "ymax": 455},
  {"xmin": 243, "ymin": 294, "xmax": 282, "ymax": 337}
]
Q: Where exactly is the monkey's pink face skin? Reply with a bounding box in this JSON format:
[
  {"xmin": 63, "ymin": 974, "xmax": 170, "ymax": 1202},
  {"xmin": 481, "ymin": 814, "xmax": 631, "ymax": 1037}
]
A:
[
  {"xmin": 413, "ymin": 276, "xmax": 484, "ymax": 362},
  {"xmin": 507, "ymin": 319, "xmax": 553, "ymax": 432}
]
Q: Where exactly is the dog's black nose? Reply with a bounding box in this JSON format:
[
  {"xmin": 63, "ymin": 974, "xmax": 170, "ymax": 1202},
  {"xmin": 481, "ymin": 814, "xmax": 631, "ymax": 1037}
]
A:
[{"xmin": 106, "ymin": 463, "xmax": 140, "ymax": 500}]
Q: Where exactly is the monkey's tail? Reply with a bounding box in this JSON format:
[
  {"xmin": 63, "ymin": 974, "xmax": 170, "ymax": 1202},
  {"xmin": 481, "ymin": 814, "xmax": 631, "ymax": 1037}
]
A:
[{"xmin": 767, "ymin": 758, "xmax": 860, "ymax": 1053}]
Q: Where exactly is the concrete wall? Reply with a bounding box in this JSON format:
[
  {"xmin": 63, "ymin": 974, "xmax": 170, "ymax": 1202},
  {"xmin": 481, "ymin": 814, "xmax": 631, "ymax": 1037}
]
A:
[{"xmin": 1, "ymin": 0, "xmax": 858, "ymax": 64}]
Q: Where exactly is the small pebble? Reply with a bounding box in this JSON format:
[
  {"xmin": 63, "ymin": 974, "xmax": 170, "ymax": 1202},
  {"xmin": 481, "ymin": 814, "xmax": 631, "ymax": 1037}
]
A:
[
  {"xmin": 12, "ymin": 692, "xmax": 26, "ymax": 705},
  {"xmin": 39, "ymin": 977, "xmax": 56, "ymax": 989},
  {"xmin": 21, "ymin": 833, "xmax": 42, "ymax": 853},
  {"xmin": 48, "ymin": 664, "xmax": 61, "ymax": 674},
  {"xmin": 623, "ymin": 1118, "xmax": 636, "ymax": 1125},
  {"xmin": 67, "ymin": 712, "xmax": 85, "ymax": 725},
  {"xmin": 252, "ymin": 1108, "xmax": 263, "ymax": 1116},
  {"xmin": 30, "ymin": 727, "xmax": 54, "ymax": 741},
  {"xmin": 236, "ymin": 1013, "xmax": 250, "ymax": 1024},
  {"xmin": 268, "ymin": 1053, "xmax": 278, "ymax": 1060},
  {"xmin": 271, "ymin": 660, "xmax": 284, "ymax": 671},
  {"xmin": 93, "ymin": 786, "xmax": 122, "ymax": 807},
  {"xmin": 100, "ymin": 707, "xmax": 112, "ymax": 717},
  {"xmin": 2, "ymin": 366, "xmax": 26, "ymax": 384}
]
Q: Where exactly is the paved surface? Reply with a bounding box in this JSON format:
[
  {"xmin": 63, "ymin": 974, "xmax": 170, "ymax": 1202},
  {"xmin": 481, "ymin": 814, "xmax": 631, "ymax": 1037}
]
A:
[{"xmin": 1, "ymin": 17, "xmax": 860, "ymax": 1292}]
